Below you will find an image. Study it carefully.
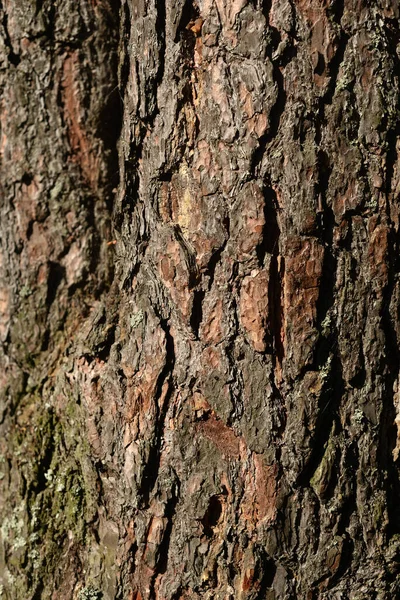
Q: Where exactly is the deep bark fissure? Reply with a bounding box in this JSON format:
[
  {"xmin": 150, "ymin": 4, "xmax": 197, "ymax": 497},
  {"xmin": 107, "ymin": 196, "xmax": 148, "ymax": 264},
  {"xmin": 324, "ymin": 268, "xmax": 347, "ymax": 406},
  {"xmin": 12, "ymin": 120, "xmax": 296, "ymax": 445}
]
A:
[
  {"xmin": 268, "ymin": 253, "xmax": 285, "ymax": 367},
  {"xmin": 297, "ymin": 353, "xmax": 344, "ymax": 488},
  {"xmin": 190, "ymin": 289, "xmax": 206, "ymax": 338},
  {"xmin": 1, "ymin": 11, "xmax": 21, "ymax": 65},
  {"xmin": 139, "ymin": 318, "xmax": 175, "ymax": 508},
  {"xmin": 250, "ymin": 63, "xmax": 287, "ymax": 176}
]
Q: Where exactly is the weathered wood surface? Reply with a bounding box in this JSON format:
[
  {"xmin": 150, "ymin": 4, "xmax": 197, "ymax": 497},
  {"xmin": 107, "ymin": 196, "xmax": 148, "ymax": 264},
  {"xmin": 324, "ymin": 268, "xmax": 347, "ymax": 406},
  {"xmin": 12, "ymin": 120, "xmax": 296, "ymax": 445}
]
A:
[{"xmin": 1, "ymin": 1, "xmax": 400, "ymax": 598}]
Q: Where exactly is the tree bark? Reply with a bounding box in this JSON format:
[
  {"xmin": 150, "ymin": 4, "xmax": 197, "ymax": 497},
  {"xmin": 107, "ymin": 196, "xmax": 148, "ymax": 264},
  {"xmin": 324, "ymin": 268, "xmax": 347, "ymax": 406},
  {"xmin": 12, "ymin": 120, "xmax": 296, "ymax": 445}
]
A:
[{"xmin": 1, "ymin": 0, "xmax": 400, "ymax": 598}]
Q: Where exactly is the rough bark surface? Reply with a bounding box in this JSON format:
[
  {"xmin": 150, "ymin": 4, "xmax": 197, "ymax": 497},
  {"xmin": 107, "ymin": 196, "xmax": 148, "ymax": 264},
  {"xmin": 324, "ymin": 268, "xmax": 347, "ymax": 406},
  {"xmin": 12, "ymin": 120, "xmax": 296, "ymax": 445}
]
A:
[{"xmin": 1, "ymin": 0, "xmax": 400, "ymax": 598}]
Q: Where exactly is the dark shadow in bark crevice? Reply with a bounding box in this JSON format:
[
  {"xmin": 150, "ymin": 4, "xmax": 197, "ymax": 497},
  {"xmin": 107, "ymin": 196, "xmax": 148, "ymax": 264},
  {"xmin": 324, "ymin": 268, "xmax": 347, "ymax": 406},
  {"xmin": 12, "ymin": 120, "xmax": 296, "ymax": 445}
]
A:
[
  {"xmin": 257, "ymin": 186, "xmax": 280, "ymax": 266},
  {"xmin": 46, "ymin": 262, "xmax": 66, "ymax": 309},
  {"xmin": 190, "ymin": 289, "xmax": 206, "ymax": 339},
  {"xmin": 313, "ymin": 150, "xmax": 338, "ymax": 370},
  {"xmin": 296, "ymin": 353, "xmax": 344, "ymax": 488},
  {"xmin": 153, "ymin": 0, "xmax": 166, "ymax": 111},
  {"xmin": 322, "ymin": 3, "xmax": 349, "ymax": 107},
  {"xmin": 380, "ymin": 222, "xmax": 400, "ymax": 534},
  {"xmin": 335, "ymin": 441, "xmax": 358, "ymax": 537},
  {"xmin": 174, "ymin": 0, "xmax": 200, "ymax": 45},
  {"xmin": 207, "ymin": 215, "xmax": 230, "ymax": 290},
  {"xmin": 250, "ymin": 62, "xmax": 287, "ymax": 176},
  {"xmin": 2, "ymin": 12, "xmax": 21, "ymax": 65},
  {"xmin": 268, "ymin": 255, "xmax": 285, "ymax": 367},
  {"xmin": 256, "ymin": 551, "xmax": 277, "ymax": 598},
  {"xmin": 30, "ymin": 412, "xmax": 56, "ymax": 495},
  {"xmin": 150, "ymin": 475, "xmax": 181, "ymax": 591},
  {"xmin": 93, "ymin": 2, "xmax": 125, "ymax": 215},
  {"xmin": 201, "ymin": 492, "xmax": 225, "ymax": 538},
  {"xmin": 139, "ymin": 317, "xmax": 175, "ymax": 508},
  {"xmin": 326, "ymin": 533, "xmax": 354, "ymax": 590},
  {"xmin": 259, "ymin": 186, "xmax": 284, "ymax": 363}
]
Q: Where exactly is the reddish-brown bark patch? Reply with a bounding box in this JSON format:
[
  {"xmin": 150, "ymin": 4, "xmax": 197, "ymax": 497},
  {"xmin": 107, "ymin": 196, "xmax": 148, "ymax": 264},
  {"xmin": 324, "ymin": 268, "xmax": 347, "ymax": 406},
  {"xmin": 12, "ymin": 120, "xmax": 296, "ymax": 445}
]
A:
[{"xmin": 62, "ymin": 53, "xmax": 99, "ymax": 188}]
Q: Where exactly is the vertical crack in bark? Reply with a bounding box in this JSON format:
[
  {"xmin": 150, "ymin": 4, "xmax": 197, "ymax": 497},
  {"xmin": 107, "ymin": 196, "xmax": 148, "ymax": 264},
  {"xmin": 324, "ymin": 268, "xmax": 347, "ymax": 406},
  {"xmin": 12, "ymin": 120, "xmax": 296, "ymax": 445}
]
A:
[
  {"xmin": 190, "ymin": 289, "xmax": 206, "ymax": 338},
  {"xmin": 297, "ymin": 354, "xmax": 344, "ymax": 488},
  {"xmin": 45, "ymin": 262, "xmax": 66, "ymax": 311},
  {"xmin": 146, "ymin": 0, "xmax": 166, "ymax": 126},
  {"xmin": 251, "ymin": 0, "xmax": 298, "ymax": 176},
  {"xmin": 335, "ymin": 440, "xmax": 358, "ymax": 535},
  {"xmin": 1, "ymin": 10, "xmax": 21, "ymax": 66},
  {"xmin": 140, "ymin": 317, "xmax": 175, "ymax": 508},
  {"xmin": 259, "ymin": 186, "xmax": 285, "ymax": 374},
  {"xmin": 313, "ymin": 150, "xmax": 337, "ymax": 369},
  {"xmin": 190, "ymin": 215, "xmax": 230, "ymax": 338},
  {"xmin": 253, "ymin": 549, "xmax": 277, "ymax": 599},
  {"xmin": 207, "ymin": 215, "xmax": 230, "ymax": 290},
  {"xmin": 155, "ymin": 0, "xmax": 166, "ymax": 92},
  {"xmin": 257, "ymin": 186, "xmax": 280, "ymax": 266},
  {"xmin": 326, "ymin": 533, "xmax": 354, "ymax": 590},
  {"xmin": 269, "ymin": 254, "xmax": 285, "ymax": 377},
  {"xmin": 320, "ymin": 2, "xmax": 348, "ymax": 108},
  {"xmin": 380, "ymin": 208, "xmax": 400, "ymax": 533},
  {"xmin": 175, "ymin": 0, "xmax": 200, "ymax": 44},
  {"xmin": 250, "ymin": 60, "xmax": 287, "ymax": 177},
  {"xmin": 225, "ymin": 292, "xmax": 244, "ymax": 424},
  {"xmin": 149, "ymin": 474, "xmax": 181, "ymax": 596}
]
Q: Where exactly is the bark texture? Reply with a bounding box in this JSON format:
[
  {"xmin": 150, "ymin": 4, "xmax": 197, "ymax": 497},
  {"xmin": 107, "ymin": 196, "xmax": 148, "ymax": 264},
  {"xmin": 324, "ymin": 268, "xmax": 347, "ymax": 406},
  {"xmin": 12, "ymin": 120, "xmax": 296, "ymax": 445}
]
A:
[{"xmin": 1, "ymin": 0, "xmax": 400, "ymax": 598}]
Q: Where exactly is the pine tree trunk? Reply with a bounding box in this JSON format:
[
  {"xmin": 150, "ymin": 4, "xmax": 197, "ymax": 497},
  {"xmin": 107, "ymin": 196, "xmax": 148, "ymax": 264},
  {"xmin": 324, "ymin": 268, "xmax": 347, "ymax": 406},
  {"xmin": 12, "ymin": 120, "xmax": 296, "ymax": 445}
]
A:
[{"xmin": 1, "ymin": 0, "xmax": 400, "ymax": 598}]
